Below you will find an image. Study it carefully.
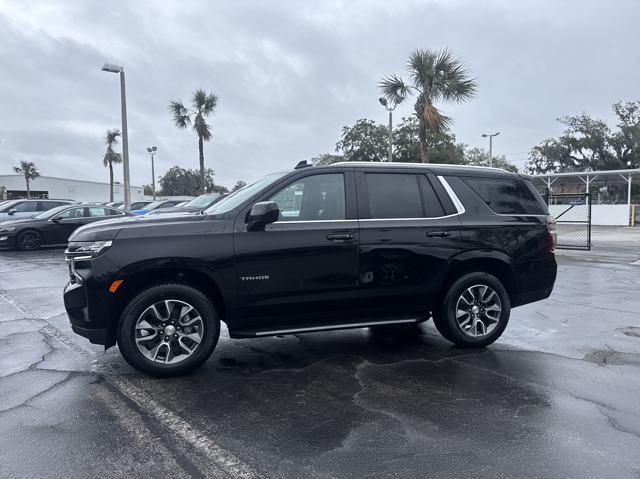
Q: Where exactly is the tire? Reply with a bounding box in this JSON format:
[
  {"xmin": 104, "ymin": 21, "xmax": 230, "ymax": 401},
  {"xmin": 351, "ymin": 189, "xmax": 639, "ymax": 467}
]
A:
[
  {"xmin": 433, "ymin": 272, "xmax": 511, "ymax": 348},
  {"xmin": 17, "ymin": 230, "xmax": 43, "ymax": 251},
  {"xmin": 117, "ymin": 283, "xmax": 220, "ymax": 377}
]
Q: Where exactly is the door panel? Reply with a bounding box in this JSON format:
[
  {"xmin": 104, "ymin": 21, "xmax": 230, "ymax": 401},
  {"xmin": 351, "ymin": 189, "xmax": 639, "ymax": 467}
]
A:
[
  {"xmin": 54, "ymin": 207, "xmax": 90, "ymax": 243},
  {"xmin": 232, "ymin": 171, "xmax": 360, "ymax": 331},
  {"xmin": 356, "ymin": 171, "xmax": 461, "ymax": 317},
  {"xmin": 234, "ymin": 220, "xmax": 360, "ymax": 328},
  {"xmin": 358, "ymin": 218, "xmax": 460, "ymax": 316}
]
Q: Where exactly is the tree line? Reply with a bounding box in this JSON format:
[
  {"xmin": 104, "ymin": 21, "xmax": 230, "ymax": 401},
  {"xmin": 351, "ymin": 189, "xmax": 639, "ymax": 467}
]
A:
[
  {"xmin": 312, "ymin": 116, "xmax": 517, "ymax": 172},
  {"xmin": 526, "ymin": 101, "xmax": 640, "ymax": 174}
]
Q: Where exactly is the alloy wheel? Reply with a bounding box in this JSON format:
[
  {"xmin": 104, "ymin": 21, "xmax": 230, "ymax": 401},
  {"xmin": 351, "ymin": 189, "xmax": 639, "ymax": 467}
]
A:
[
  {"xmin": 454, "ymin": 284, "xmax": 502, "ymax": 337},
  {"xmin": 134, "ymin": 299, "xmax": 204, "ymax": 364},
  {"xmin": 19, "ymin": 232, "xmax": 41, "ymax": 250}
]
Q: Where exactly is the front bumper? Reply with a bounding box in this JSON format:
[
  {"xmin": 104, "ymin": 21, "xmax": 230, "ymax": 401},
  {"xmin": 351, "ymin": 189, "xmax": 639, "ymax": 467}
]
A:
[
  {"xmin": 0, "ymin": 234, "xmax": 16, "ymax": 249},
  {"xmin": 64, "ymin": 278, "xmax": 109, "ymax": 345},
  {"xmin": 63, "ymin": 254, "xmax": 117, "ymax": 347}
]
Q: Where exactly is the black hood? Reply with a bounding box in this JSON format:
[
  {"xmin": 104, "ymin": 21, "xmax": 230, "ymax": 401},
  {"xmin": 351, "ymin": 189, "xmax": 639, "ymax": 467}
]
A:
[
  {"xmin": 69, "ymin": 211, "xmax": 211, "ymax": 242},
  {"xmin": 147, "ymin": 206, "xmax": 204, "ymax": 215},
  {"xmin": 0, "ymin": 217, "xmax": 48, "ymax": 228}
]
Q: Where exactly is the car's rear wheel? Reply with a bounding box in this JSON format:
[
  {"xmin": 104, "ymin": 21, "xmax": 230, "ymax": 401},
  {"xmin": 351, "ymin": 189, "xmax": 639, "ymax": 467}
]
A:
[
  {"xmin": 433, "ymin": 272, "xmax": 510, "ymax": 348},
  {"xmin": 17, "ymin": 230, "xmax": 43, "ymax": 251},
  {"xmin": 117, "ymin": 283, "xmax": 220, "ymax": 377}
]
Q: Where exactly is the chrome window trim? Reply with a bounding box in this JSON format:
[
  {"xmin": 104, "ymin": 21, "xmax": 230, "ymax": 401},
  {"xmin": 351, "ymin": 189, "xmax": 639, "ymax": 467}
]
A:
[
  {"xmin": 359, "ymin": 213, "xmax": 460, "ymax": 222},
  {"xmin": 270, "ymin": 176, "xmax": 466, "ymax": 224},
  {"xmin": 437, "ymin": 176, "xmax": 466, "ymax": 215}
]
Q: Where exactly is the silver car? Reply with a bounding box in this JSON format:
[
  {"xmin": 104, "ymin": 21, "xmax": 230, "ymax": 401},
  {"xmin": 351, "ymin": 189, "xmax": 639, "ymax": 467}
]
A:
[{"xmin": 0, "ymin": 199, "xmax": 73, "ymax": 219}]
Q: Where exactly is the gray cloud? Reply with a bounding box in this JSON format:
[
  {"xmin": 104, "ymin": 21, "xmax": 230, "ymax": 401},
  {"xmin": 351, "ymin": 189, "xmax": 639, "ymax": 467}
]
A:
[{"xmin": 1, "ymin": 0, "xmax": 639, "ymax": 187}]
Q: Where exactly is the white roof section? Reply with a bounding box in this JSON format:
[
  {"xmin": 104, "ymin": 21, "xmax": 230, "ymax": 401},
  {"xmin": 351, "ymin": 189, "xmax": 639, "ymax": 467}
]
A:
[{"xmin": 531, "ymin": 168, "xmax": 640, "ymax": 178}]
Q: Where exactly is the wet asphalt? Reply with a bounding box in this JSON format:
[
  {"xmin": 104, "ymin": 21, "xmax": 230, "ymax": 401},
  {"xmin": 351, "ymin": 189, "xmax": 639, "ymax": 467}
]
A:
[{"xmin": 1, "ymin": 227, "xmax": 639, "ymax": 478}]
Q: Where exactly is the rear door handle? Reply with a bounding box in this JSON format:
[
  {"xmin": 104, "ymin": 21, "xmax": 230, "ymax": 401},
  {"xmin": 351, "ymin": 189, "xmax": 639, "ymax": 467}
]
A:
[
  {"xmin": 327, "ymin": 233, "xmax": 355, "ymax": 242},
  {"xmin": 426, "ymin": 231, "xmax": 450, "ymax": 238}
]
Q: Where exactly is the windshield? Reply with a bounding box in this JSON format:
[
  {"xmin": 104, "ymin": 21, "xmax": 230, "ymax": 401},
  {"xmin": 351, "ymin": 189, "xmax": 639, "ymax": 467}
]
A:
[
  {"xmin": 0, "ymin": 200, "xmax": 18, "ymax": 212},
  {"xmin": 185, "ymin": 195, "xmax": 217, "ymax": 207},
  {"xmin": 141, "ymin": 201, "xmax": 165, "ymax": 210},
  {"xmin": 205, "ymin": 172, "xmax": 289, "ymax": 215},
  {"xmin": 34, "ymin": 204, "xmax": 71, "ymax": 219}
]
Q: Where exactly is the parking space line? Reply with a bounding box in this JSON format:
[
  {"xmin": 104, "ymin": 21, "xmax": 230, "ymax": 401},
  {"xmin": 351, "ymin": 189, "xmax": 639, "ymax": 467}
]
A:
[{"xmin": 0, "ymin": 286, "xmax": 262, "ymax": 479}]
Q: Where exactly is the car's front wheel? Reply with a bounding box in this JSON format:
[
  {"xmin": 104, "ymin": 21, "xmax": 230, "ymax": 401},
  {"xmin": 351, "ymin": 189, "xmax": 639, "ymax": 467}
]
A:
[
  {"xmin": 117, "ymin": 283, "xmax": 220, "ymax": 377},
  {"xmin": 17, "ymin": 230, "xmax": 43, "ymax": 251},
  {"xmin": 433, "ymin": 272, "xmax": 511, "ymax": 348}
]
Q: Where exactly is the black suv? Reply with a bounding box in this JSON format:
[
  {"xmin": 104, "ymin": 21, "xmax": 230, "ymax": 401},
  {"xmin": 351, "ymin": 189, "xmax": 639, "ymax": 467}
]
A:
[{"xmin": 63, "ymin": 162, "xmax": 557, "ymax": 376}]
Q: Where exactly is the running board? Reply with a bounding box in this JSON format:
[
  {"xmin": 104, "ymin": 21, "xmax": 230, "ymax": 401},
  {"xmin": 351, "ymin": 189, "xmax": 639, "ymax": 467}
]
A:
[{"xmin": 230, "ymin": 318, "xmax": 422, "ymax": 339}]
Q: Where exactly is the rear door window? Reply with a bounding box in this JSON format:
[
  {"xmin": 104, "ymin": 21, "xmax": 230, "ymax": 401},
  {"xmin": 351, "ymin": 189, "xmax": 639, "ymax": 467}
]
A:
[
  {"xmin": 364, "ymin": 173, "xmax": 423, "ymax": 219},
  {"xmin": 12, "ymin": 201, "xmax": 37, "ymax": 212},
  {"xmin": 88, "ymin": 207, "xmax": 110, "ymax": 217},
  {"xmin": 462, "ymin": 177, "xmax": 548, "ymax": 215},
  {"xmin": 59, "ymin": 207, "xmax": 88, "ymax": 218},
  {"xmin": 37, "ymin": 201, "xmax": 62, "ymax": 211}
]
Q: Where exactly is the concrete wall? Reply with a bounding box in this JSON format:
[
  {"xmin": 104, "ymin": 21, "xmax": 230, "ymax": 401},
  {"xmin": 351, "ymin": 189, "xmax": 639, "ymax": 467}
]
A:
[
  {"xmin": 549, "ymin": 204, "xmax": 631, "ymax": 226},
  {"xmin": 0, "ymin": 175, "xmax": 144, "ymax": 202}
]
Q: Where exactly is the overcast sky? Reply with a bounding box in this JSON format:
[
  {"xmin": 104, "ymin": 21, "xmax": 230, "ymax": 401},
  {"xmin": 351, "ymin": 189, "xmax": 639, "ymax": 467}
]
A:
[{"xmin": 1, "ymin": 0, "xmax": 639, "ymax": 188}]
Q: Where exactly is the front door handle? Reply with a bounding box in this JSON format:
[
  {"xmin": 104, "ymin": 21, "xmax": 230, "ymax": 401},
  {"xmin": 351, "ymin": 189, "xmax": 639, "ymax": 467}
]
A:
[
  {"xmin": 327, "ymin": 233, "xmax": 355, "ymax": 242},
  {"xmin": 426, "ymin": 231, "xmax": 450, "ymax": 238}
]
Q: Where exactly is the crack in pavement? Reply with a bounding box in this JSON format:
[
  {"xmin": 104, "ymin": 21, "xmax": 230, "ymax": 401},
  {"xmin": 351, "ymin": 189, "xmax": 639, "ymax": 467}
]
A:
[
  {"xmin": 0, "ymin": 371, "xmax": 74, "ymax": 415},
  {"xmin": 0, "ymin": 286, "xmax": 263, "ymax": 479}
]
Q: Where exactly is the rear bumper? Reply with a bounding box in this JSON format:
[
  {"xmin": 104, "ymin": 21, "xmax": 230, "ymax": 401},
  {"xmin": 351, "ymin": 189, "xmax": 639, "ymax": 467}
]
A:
[
  {"xmin": 514, "ymin": 286, "xmax": 554, "ymax": 307},
  {"xmin": 513, "ymin": 255, "xmax": 557, "ymax": 307}
]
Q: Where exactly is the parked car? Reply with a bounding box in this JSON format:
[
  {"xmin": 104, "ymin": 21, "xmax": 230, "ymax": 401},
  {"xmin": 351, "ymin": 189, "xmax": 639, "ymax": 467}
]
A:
[
  {"xmin": 131, "ymin": 199, "xmax": 186, "ymax": 215},
  {"xmin": 147, "ymin": 193, "xmax": 227, "ymax": 215},
  {"xmin": 0, "ymin": 204, "xmax": 131, "ymax": 251},
  {"xmin": 0, "ymin": 199, "xmax": 74, "ymax": 219},
  {"xmin": 129, "ymin": 201, "xmax": 152, "ymax": 210},
  {"xmin": 63, "ymin": 162, "xmax": 557, "ymax": 376}
]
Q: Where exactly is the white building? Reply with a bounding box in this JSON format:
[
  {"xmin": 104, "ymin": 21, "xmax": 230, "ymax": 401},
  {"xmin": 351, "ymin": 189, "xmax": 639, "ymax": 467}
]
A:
[
  {"xmin": 0, "ymin": 174, "xmax": 145, "ymax": 202},
  {"xmin": 531, "ymin": 168, "xmax": 639, "ymax": 226}
]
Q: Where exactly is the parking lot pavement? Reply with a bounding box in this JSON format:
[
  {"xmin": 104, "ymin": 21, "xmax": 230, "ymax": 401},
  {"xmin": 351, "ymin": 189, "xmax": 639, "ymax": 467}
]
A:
[{"xmin": 1, "ymin": 231, "xmax": 639, "ymax": 479}]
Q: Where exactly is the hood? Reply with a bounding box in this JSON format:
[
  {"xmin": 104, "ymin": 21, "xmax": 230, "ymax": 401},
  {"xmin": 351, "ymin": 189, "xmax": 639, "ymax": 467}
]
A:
[
  {"xmin": 147, "ymin": 206, "xmax": 204, "ymax": 215},
  {"xmin": 0, "ymin": 217, "xmax": 47, "ymax": 228},
  {"xmin": 69, "ymin": 211, "xmax": 210, "ymax": 242}
]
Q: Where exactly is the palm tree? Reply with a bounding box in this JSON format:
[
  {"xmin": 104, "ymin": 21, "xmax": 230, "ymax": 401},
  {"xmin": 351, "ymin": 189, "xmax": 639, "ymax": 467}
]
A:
[
  {"xmin": 169, "ymin": 89, "xmax": 219, "ymax": 193},
  {"xmin": 13, "ymin": 161, "xmax": 40, "ymax": 198},
  {"xmin": 103, "ymin": 129, "xmax": 122, "ymax": 201},
  {"xmin": 380, "ymin": 49, "xmax": 477, "ymax": 163}
]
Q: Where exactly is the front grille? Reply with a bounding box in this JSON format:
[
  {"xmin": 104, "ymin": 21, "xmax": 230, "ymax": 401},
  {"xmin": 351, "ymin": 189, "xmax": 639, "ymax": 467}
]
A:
[{"xmin": 65, "ymin": 250, "xmax": 90, "ymax": 285}]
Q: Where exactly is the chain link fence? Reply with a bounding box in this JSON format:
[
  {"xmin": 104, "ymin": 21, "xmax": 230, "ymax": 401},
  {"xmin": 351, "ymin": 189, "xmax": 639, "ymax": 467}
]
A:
[{"xmin": 545, "ymin": 193, "xmax": 592, "ymax": 250}]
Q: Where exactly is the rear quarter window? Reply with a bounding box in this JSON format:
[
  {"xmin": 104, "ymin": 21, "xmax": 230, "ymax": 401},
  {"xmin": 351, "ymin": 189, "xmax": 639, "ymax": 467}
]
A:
[{"xmin": 462, "ymin": 177, "xmax": 548, "ymax": 215}]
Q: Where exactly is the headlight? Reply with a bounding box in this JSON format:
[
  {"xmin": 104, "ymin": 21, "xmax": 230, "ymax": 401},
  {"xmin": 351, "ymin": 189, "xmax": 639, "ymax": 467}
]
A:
[
  {"xmin": 0, "ymin": 227, "xmax": 15, "ymax": 232},
  {"xmin": 66, "ymin": 240, "xmax": 113, "ymax": 258}
]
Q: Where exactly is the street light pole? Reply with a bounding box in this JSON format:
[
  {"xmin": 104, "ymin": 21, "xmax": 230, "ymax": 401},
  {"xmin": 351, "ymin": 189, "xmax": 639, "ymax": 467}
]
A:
[
  {"xmin": 387, "ymin": 109, "xmax": 393, "ymax": 162},
  {"xmin": 102, "ymin": 63, "xmax": 131, "ymax": 209},
  {"xmin": 379, "ymin": 97, "xmax": 403, "ymax": 162},
  {"xmin": 146, "ymin": 146, "xmax": 157, "ymax": 200},
  {"xmin": 482, "ymin": 132, "xmax": 500, "ymax": 167}
]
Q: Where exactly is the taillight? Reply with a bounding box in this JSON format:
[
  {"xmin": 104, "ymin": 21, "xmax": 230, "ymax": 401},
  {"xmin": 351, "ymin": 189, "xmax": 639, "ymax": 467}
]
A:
[{"xmin": 547, "ymin": 216, "xmax": 557, "ymax": 252}]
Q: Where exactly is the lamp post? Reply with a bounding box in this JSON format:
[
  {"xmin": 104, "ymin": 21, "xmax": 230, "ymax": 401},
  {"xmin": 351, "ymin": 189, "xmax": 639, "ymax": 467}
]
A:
[
  {"xmin": 146, "ymin": 146, "xmax": 157, "ymax": 200},
  {"xmin": 379, "ymin": 97, "xmax": 403, "ymax": 162},
  {"xmin": 102, "ymin": 63, "xmax": 131, "ymax": 209},
  {"xmin": 481, "ymin": 132, "xmax": 500, "ymax": 168}
]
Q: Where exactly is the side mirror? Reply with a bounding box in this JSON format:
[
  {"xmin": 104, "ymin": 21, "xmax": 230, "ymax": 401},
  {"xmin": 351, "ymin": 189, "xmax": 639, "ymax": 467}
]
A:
[
  {"xmin": 7, "ymin": 208, "xmax": 16, "ymax": 216},
  {"xmin": 247, "ymin": 201, "xmax": 279, "ymax": 231},
  {"xmin": 51, "ymin": 216, "xmax": 62, "ymax": 223}
]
